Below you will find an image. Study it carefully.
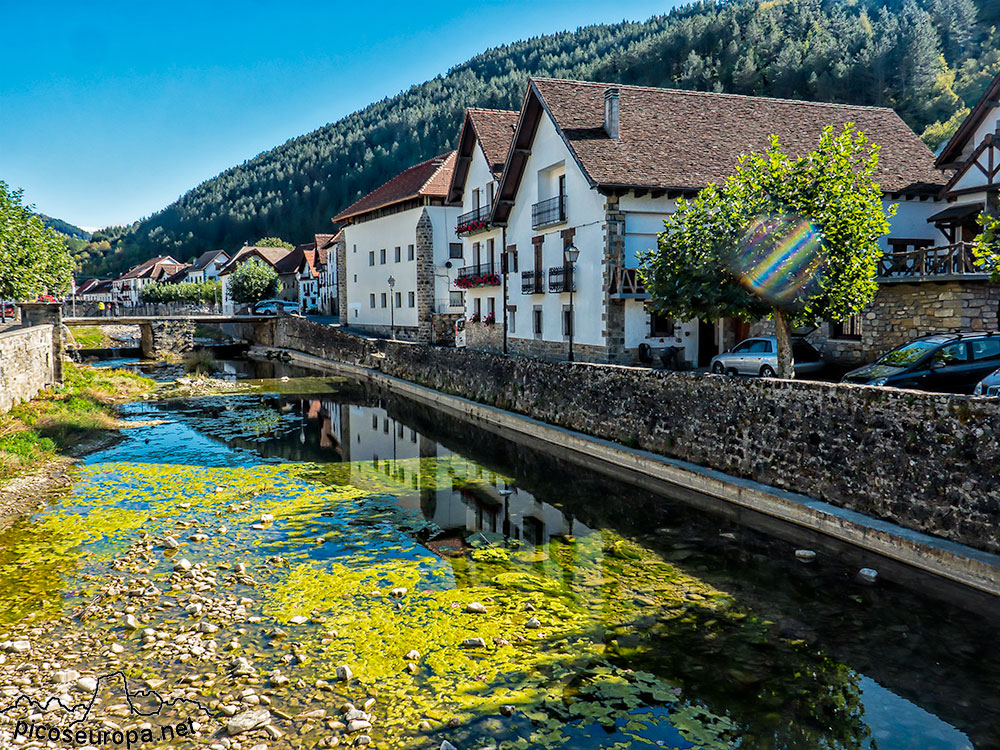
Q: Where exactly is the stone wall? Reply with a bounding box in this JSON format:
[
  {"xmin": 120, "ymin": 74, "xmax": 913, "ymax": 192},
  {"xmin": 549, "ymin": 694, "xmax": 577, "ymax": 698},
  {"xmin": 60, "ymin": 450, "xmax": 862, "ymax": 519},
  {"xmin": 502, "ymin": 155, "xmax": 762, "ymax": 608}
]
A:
[
  {"xmin": 465, "ymin": 322, "xmax": 503, "ymax": 352},
  {"xmin": 139, "ymin": 320, "xmax": 195, "ymax": 359},
  {"xmin": 265, "ymin": 316, "xmax": 1000, "ymax": 554},
  {"xmin": 431, "ymin": 313, "xmax": 461, "ymax": 346},
  {"xmin": 0, "ymin": 326, "xmax": 56, "ymax": 414}
]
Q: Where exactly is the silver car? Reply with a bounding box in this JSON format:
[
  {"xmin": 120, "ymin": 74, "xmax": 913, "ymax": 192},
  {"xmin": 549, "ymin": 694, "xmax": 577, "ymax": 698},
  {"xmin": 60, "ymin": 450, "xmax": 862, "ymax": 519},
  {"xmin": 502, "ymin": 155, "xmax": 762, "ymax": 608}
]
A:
[
  {"xmin": 974, "ymin": 367, "xmax": 1000, "ymax": 396},
  {"xmin": 710, "ymin": 336, "xmax": 824, "ymax": 377}
]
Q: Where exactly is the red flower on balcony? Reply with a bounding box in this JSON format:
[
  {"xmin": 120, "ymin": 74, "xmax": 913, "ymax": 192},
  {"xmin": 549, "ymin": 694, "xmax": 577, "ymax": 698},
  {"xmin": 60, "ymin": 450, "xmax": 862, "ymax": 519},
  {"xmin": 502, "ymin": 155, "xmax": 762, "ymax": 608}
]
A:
[
  {"xmin": 456, "ymin": 219, "xmax": 490, "ymax": 235},
  {"xmin": 454, "ymin": 273, "xmax": 500, "ymax": 289}
]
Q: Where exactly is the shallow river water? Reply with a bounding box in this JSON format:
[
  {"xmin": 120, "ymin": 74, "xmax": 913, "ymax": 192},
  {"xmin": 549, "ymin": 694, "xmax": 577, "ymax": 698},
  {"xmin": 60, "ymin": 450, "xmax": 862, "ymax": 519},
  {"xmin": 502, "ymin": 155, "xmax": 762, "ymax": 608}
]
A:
[{"xmin": 1, "ymin": 358, "xmax": 999, "ymax": 749}]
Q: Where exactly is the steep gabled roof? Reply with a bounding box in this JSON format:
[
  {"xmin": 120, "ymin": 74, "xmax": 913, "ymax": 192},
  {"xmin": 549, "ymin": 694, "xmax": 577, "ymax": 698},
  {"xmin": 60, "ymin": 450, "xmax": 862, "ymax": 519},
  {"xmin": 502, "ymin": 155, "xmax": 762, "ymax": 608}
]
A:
[
  {"xmin": 275, "ymin": 246, "xmax": 308, "ymax": 275},
  {"xmin": 315, "ymin": 230, "xmax": 341, "ymax": 266},
  {"xmin": 76, "ymin": 279, "xmax": 102, "ymax": 295},
  {"xmin": 493, "ymin": 78, "xmax": 944, "ymax": 224},
  {"xmin": 448, "ymin": 108, "xmax": 520, "ymax": 203},
  {"xmin": 937, "ymin": 70, "xmax": 1000, "ymax": 168},
  {"xmin": 162, "ymin": 265, "xmax": 192, "ymax": 285},
  {"xmin": 190, "ymin": 249, "xmax": 229, "ymax": 271},
  {"xmin": 117, "ymin": 255, "xmax": 182, "ymax": 280},
  {"xmin": 333, "ymin": 152, "xmax": 457, "ymax": 222},
  {"xmin": 217, "ymin": 246, "xmax": 292, "ymax": 276}
]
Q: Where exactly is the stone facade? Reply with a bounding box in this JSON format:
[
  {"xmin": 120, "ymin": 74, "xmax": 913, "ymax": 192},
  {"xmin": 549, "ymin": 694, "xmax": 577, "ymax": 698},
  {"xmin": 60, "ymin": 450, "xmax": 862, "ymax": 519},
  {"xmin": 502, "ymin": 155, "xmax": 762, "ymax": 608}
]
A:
[
  {"xmin": 465, "ymin": 321, "xmax": 503, "ymax": 353},
  {"xmin": 263, "ymin": 316, "xmax": 1000, "ymax": 554},
  {"xmin": 139, "ymin": 320, "xmax": 195, "ymax": 360},
  {"xmin": 0, "ymin": 325, "xmax": 56, "ymax": 414},
  {"xmin": 414, "ymin": 208, "xmax": 435, "ymax": 344},
  {"xmin": 431, "ymin": 313, "xmax": 461, "ymax": 347},
  {"xmin": 336, "ymin": 233, "xmax": 348, "ymax": 322},
  {"xmin": 19, "ymin": 303, "xmax": 65, "ymax": 383},
  {"xmin": 751, "ymin": 280, "xmax": 1000, "ymax": 366}
]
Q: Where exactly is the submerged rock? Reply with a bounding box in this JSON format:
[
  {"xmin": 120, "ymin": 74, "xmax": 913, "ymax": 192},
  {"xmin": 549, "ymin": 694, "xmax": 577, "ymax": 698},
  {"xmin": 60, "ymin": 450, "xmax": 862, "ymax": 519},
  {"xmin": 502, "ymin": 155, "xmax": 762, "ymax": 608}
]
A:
[
  {"xmin": 336, "ymin": 665, "xmax": 353, "ymax": 681},
  {"xmin": 794, "ymin": 549, "xmax": 816, "ymax": 562},
  {"xmin": 465, "ymin": 602, "xmax": 487, "ymax": 614},
  {"xmin": 858, "ymin": 567, "xmax": 878, "ymax": 584},
  {"xmin": 461, "ymin": 638, "xmax": 487, "ymax": 649},
  {"xmin": 227, "ymin": 708, "xmax": 271, "ymax": 735}
]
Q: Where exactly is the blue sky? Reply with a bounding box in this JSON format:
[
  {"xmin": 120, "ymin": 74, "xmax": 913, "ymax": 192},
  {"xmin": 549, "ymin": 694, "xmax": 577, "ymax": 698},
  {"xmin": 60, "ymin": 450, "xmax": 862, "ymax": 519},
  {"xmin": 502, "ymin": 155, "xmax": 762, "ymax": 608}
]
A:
[{"xmin": 0, "ymin": 1, "xmax": 682, "ymax": 230}]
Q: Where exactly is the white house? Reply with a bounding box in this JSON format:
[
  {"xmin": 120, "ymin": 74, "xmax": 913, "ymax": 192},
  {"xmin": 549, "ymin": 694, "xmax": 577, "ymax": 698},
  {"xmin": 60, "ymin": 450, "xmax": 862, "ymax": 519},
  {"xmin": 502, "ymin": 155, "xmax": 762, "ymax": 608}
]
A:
[
  {"xmin": 111, "ymin": 255, "xmax": 185, "ymax": 307},
  {"xmin": 447, "ymin": 108, "xmax": 520, "ymax": 349},
  {"xmin": 334, "ymin": 153, "xmax": 463, "ymax": 342},
  {"xmin": 75, "ymin": 279, "xmax": 113, "ymax": 303},
  {"xmin": 186, "ymin": 249, "xmax": 230, "ymax": 283},
  {"xmin": 487, "ymin": 78, "xmax": 945, "ymax": 365},
  {"xmin": 316, "ymin": 231, "xmax": 339, "ymax": 316},
  {"xmin": 217, "ymin": 246, "xmax": 293, "ymax": 315}
]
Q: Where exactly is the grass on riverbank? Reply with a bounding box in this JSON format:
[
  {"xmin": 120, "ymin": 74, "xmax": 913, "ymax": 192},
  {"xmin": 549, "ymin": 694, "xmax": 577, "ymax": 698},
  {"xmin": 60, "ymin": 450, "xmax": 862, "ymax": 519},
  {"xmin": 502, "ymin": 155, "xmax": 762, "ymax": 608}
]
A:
[
  {"xmin": 0, "ymin": 362, "xmax": 154, "ymax": 483},
  {"xmin": 66, "ymin": 325, "xmax": 111, "ymax": 349}
]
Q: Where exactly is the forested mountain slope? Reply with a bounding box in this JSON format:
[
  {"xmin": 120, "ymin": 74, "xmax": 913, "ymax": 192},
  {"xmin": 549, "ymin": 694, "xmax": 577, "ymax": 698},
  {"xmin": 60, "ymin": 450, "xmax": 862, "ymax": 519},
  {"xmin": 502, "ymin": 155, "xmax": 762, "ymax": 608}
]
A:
[{"xmin": 77, "ymin": 0, "xmax": 1000, "ymax": 278}]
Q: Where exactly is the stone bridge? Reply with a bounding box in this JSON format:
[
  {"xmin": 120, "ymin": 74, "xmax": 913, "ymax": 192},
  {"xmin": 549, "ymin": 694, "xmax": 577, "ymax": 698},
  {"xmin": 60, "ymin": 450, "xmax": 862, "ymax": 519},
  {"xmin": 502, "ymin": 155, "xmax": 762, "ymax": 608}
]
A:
[{"xmin": 57, "ymin": 310, "xmax": 274, "ymax": 359}]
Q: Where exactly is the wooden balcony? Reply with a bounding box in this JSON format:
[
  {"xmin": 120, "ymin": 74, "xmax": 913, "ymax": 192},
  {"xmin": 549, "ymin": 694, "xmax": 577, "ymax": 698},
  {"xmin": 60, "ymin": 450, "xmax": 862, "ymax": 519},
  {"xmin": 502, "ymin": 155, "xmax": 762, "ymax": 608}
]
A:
[
  {"xmin": 609, "ymin": 268, "xmax": 648, "ymax": 298},
  {"xmin": 878, "ymin": 242, "xmax": 989, "ymax": 282},
  {"xmin": 521, "ymin": 270, "xmax": 545, "ymax": 295},
  {"xmin": 547, "ymin": 265, "xmax": 575, "ymax": 293},
  {"xmin": 531, "ymin": 195, "xmax": 566, "ymax": 229}
]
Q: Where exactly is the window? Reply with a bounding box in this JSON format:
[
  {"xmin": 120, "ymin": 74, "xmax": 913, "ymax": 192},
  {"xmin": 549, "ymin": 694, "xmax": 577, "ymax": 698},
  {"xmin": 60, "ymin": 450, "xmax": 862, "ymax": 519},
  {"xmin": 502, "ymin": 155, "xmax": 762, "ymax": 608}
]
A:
[
  {"xmin": 353, "ymin": 274, "xmax": 357, "ymax": 283},
  {"xmin": 533, "ymin": 307, "xmax": 543, "ymax": 335},
  {"xmin": 369, "ymin": 294, "xmax": 375, "ymax": 308},
  {"xmin": 487, "ymin": 297, "xmax": 495, "ymax": 317},
  {"xmin": 748, "ymin": 340, "xmax": 772, "ymax": 353},
  {"xmin": 408, "ymin": 291, "xmax": 415, "ymax": 308},
  {"xmin": 473, "ymin": 242, "xmax": 481, "ymax": 266},
  {"xmin": 732, "ymin": 341, "xmax": 753, "ymax": 354},
  {"xmin": 395, "ymin": 292, "xmax": 402, "ymax": 308},
  {"xmin": 380, "ymin": 293, "xmax": 387, "ymax": 308},
  {"xmin": 562, "ymin": 306, "xmax": 573, "ymax": 337},
  {"xmin": 371, "ymin": 414, "xmax": 378, "ymax": 429},
  {"xmin": 449, "ymin": 243, "xmax": 463, "ymax": 259},
  {"xmin": 833, "ymin": 314, "xmax": 862, "ymax": 341},
  {"xmin": 650, "ymin": 311, "xmax": 674, "ymax": 338},
  {"xmin": 394, "ymin": 246, "xmax": 401, "ymax": 263},
  {"xmin": 408, "ymin": 244, "xmax": 415, "ymax": 261},
  {"xmin": 473, "ymin": 298, "xmax": 482, "ymax": 319},
  {"xmin": 353, "ymin": 244, "xmax": 357, "ymax": 254},
  {"xmin": 472, "ymin": 188, "xmax": 481, "ymax": 209},
  {"xmin": 449, "ymin": 291, "xmax": 463, "ymax": 307},
  {"xmin": 487, "ymin": 238, "xmax": 495, "ymax": 266},
  {"xmin": 971, "ymin": 337, "xmax": 1000, "ymax": 362},
  {"xmin": 933, "ymin": 342, "xmax": 969, "ymax": 365},
  {"xmin": 508, "ymin": 306, "xmax": 516, "ymax": 334},
  {"xmin": 558, "ymin": 173, "xmax": 566, "ymax": 198},
  {"xmin": 379, "ymin": 248, "xmax": 386, "ymax": 264},
  {"xmin": 368, "ymin": 251, "xmax": 374, "ymax": 266}
]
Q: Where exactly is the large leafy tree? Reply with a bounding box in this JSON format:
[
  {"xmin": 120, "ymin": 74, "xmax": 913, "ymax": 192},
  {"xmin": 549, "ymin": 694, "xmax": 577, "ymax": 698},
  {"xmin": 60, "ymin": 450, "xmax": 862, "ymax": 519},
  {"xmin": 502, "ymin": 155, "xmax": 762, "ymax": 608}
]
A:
[
  {"xmin": 640, "ymin": 125, "xmax": 893, "ymax": 378},
  {"xmin": 140, "ymin": 279, "xmax": 221, "ymax": 304},
  {"xmin": 973, "ymin": 210, "xmax": 1000, "ymax": 280},
  {"xmin": 0, "ymin": 180, "xmax": 74, "ymax": 301},
  {"xmin": 228, "ymin": 262, "xmax": 279, "ymax": 305}
]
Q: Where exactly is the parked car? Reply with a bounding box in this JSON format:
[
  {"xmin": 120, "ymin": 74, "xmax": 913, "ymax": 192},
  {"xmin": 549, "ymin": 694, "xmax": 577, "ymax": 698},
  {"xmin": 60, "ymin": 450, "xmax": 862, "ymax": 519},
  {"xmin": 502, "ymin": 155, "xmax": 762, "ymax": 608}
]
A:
[
  {"xmin": 710, "ymin": 336, "xmax": 824, "ymax": 377},
  {"xmin": 252, "ymin": 299, "xmax": 300, "ymax": 315},
  {"xmin": 974, "ymin": 367, "xmax": 1000, "ymax": 397},
  {"xmin": 842, "ymin": 332, "xmax": 1000, "ymax": 393}
]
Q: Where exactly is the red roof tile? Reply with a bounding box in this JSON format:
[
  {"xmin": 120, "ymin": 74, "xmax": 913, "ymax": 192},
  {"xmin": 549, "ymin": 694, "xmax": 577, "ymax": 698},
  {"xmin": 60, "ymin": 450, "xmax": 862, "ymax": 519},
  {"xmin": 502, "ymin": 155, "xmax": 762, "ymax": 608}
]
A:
[{"xmin": 333, "ymin": 152, "xmax": 457, "ymax": 222}]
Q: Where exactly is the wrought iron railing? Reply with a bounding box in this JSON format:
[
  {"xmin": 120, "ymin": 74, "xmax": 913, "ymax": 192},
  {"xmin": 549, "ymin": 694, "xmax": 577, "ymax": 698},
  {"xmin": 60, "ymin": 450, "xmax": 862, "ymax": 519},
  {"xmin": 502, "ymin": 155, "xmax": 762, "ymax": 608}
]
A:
[
  {"xmin": 547, "ymin": 265, "xmax": 575, "ymax": 293},
  {"xmin": 456, "ymin": 204, "xmax": 492, "ymax": 235},
  {"xmin": 456, "ymin": 262, "xmax": 502, "ymax": 288},
  {"xmin": 878, "ymin": 242, "xmax": 985, "ymax": 279},
  {"xmin": 531, "ymin": 195, "xmax": 567, "ymax": 229},
  {"xmin": 521, "ymin": 270, "xmax": 545, "ymax": 294}
]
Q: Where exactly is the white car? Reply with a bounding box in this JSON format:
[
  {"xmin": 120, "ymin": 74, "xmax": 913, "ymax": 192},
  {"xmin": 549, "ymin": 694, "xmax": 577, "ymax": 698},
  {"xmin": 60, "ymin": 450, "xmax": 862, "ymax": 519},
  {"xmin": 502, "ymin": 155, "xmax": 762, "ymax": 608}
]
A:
[
  {"xmin": 252, "ymin": 299, "xmax": 300, "ymax": 315},
  {"xmin": 710, "ymin": 336, "xmax": 824, "ymax": 377}
]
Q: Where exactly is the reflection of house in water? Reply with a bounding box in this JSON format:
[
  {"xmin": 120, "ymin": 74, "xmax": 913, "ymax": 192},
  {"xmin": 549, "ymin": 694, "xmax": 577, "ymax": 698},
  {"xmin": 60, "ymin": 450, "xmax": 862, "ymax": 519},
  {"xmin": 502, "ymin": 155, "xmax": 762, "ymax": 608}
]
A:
[{"xmin": 315, "ymin": 399, "xmax": 592, "ymax": 545}]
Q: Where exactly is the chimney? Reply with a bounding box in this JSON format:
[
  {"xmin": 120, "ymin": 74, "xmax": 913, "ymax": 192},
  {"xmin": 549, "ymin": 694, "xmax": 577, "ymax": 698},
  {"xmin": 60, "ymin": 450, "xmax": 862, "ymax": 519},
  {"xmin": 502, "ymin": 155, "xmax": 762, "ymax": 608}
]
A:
[{"xmin": 604, "ymin": 87, "xmax": 620, "ymax": 140}]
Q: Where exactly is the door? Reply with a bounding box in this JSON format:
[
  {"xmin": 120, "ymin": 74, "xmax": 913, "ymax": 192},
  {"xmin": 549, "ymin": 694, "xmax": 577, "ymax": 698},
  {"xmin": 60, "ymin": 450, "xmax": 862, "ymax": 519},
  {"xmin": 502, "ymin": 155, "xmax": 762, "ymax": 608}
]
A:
[
  {"xmin": 727, "ymin": 340, "xmax": 754, "ymax": 373},
  {"xmin": 698, "ymin": 320, "xmax": 716, "ymax": 368},
  {"xmin": 920, "ymin": 342, "xmax": 972, "ymax": 392}
]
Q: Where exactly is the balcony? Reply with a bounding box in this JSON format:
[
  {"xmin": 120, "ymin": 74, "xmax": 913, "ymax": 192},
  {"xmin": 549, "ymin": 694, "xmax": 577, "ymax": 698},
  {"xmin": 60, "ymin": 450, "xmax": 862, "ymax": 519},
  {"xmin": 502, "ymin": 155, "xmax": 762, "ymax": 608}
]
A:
[
  {"xmin": 609, "ymin": 268, "xmax": 648, "ymax": 298},
  {"xmin": 456, "ymin": 262, "xmax": 501, "ymax": 289},
  {"xmin": 547, "ymin": 265, "xmax": 575, "ymax": 293},
  {"xmin": 456, "ymin": 204, "xmax": 492, "ymax": 236},
  {"xmin": 531, "ymin": 195, "xmax": 567, "ymax": 230},
  {"xmin": 878, "ymin": 242, "xmax": 989, "ymax": 282},
  {"xmin": 521, "ymin": 270, "xmax": 545, "ymax": 295}
]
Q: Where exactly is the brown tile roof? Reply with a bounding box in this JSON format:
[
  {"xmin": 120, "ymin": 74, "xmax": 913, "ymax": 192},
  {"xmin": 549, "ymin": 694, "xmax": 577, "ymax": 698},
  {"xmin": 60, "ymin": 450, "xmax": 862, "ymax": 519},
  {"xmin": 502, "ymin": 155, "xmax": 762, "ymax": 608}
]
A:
[
  {"xmin": 162, "ymin": 265, "xmax": 192, "ymax": 285},
  {"xmin": 333, "ymin": 152, "xmax": 457, "ymax": 222},
  {"xmin": 531, "ymin": 78, "xmax": 943, "ymax": 194},
  {"xmin": 117, "ymin": 255, "xmax": 183, "ymax": 280},
  {"xmin": 218, "ymin": 246, "xmax": 293, "ymax": 276},
  {"xmin": 468, "ymin": 108, "xmax": 520, "ymax": 176},
  {"xmin": 190, "ymin": 249, "xmax": 228, "ymax": 271}
]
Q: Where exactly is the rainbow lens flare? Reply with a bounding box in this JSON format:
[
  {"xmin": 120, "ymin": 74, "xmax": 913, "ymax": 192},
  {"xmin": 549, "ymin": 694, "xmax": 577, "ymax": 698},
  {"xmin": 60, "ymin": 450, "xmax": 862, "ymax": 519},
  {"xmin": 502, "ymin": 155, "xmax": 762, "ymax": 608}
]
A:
[{"xmin": 733, "ymin": 214, "xmax": 826, "ymax": 308}]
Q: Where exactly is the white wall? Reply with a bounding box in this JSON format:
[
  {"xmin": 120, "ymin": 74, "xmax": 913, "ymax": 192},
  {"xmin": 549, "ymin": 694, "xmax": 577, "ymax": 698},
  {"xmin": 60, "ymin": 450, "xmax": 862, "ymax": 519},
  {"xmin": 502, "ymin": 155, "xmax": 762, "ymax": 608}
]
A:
[
  {"xmin": 505, "ymin": 112, "xmax": 606, "ymax": 348},
  {"xmin": 459, "ymin": 145, "xmax": 505, "ymax": 320}
]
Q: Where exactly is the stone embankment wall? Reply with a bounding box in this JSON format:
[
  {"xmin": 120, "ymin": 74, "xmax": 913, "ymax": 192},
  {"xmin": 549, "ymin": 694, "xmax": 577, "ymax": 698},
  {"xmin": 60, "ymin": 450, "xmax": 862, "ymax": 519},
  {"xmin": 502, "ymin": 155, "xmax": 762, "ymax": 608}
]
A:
[
  {"xmin": 0, "ymin": 326, "xmax": 56, "ymax": 414},
  {"xmin": 262, "ymin": 316, "xmax": 1000, "ymax": 554}
]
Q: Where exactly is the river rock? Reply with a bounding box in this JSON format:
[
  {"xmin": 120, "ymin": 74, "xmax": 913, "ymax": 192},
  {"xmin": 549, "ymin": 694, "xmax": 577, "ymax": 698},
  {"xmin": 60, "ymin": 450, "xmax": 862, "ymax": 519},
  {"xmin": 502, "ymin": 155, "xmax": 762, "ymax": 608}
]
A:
[
  {"xmin": 53, "ymin": 670, "xmax": 80, "ymax": 684},
  {"xmin": 525, "ymin": 617, "xmax": 541, "ymax": 629},
  {"xmin": 441, "ymin": 742, "xmax": 458, "ymax": 750},
  {"xmin": 465, "ymin": 602, "xmax": 487, "ymax": 614},
  {"xmin": 227, "ymin": 708, "xmax": 271, "ymax": 735},
  {"xmin": 794, "ymin": 549, "xmax": 817, "ymax": 562},
  {"xmin": 347, "ymin": 720, "xmax": 371, "ymax": 733},
  {"xmin": 404, "ymin": 649, "xmax": 420, "ymax": 661},
  {"xmin": 355, "ymin": 737, "xmax": 371, "ymax": 747},
  {"xmin": 289, "ymin": 615, "xmax": 308, "ymax": 625},
  {"xmin": 461, "ymin": 638, "xmax": 487, "ymax": 649},
  {"xmin": 162, "ymin": 536, "xmax": 180, "ymax": 549},
  {"xmin": 260, "ymin": 513, "xmax": 274, "ymax": 523},
  {"xmin": 500, "ymin": 704, "xmax": 516, "ymax": 716},
  {"xmin": 174, "ymin": 558, "xmax": 193, "ymax": 572},
  {"xmin": 858, "ymin": 567, "xmax": 878, "ymax": 583},
  {"xmin": 2, "ymin": 640, "xmax": 30, "ymax": 654},
  {"xmin": 198, "ymin": 621, "xmax": 219, "ymax": 634},
  {"xmin": 76, "ymin": 677, "xmax": 98, "ymax": 692},
  {"xmin": 335, "ymin": 665, "xmax": 353, "ymax": 681},
  {"xmin": 124, "ymin": 614, "xmax": 141, "ymax": 630}
]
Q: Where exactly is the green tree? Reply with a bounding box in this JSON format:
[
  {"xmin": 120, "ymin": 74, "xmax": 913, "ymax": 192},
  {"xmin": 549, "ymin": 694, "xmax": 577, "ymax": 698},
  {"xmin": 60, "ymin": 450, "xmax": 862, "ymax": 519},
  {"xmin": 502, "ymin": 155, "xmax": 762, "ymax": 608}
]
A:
[
  {"xmin": 640, "ymin": 125, "xmax": 893, "ymax": 378},
  {"xmin": 140, "ymin": 279, "xmax": 221, "ymax": 304},
  {"xmin": 254, "ymin": 237, "xmax": 294, "ymax": 250},
  {"xmin": 228, "ymin": 262, "xmax": 279, "ymax": 305},
  {"xmin": 973, "ymin": 210, "xmax": 1000, "ymax": 281},
  {"xmin": 0, "ymin": 180, "xmax": 74, "ymax": 301}
]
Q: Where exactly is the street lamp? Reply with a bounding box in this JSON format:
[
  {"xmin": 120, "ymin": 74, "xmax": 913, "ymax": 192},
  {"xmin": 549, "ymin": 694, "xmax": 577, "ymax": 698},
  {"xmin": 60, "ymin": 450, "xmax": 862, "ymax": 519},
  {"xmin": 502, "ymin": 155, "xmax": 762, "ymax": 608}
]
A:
[
  {"xmin": 387, "ymin": 276, "xmax": 396, "ymax": 340},
  {"xmin": 564, "ymin": 243, "xmax": 580, "ymax": 362}
]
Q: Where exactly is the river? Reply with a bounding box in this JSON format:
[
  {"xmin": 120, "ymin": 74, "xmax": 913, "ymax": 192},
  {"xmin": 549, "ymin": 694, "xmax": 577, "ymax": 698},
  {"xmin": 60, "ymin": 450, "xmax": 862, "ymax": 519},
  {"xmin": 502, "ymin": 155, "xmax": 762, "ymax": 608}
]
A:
[{"xmin": 0, "ymin": 357, "xmax": 997, "ymax": 749}]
